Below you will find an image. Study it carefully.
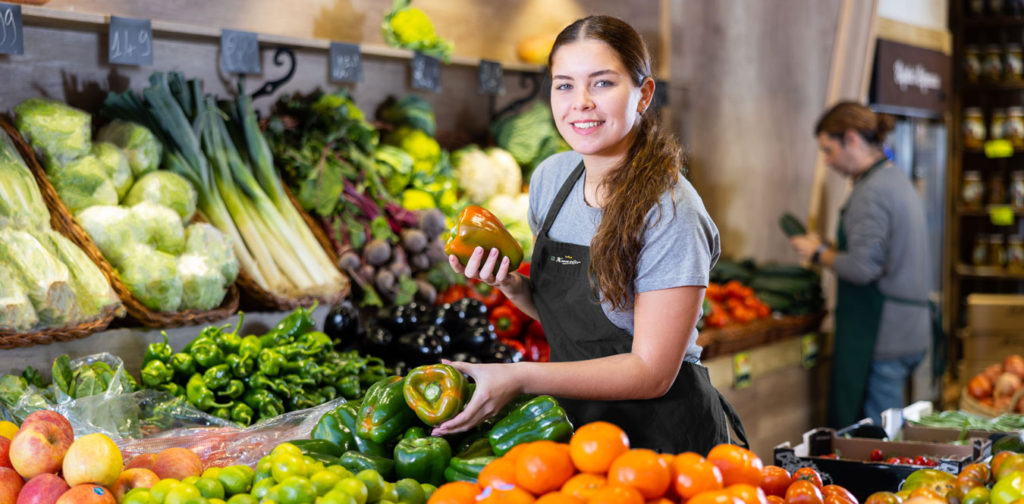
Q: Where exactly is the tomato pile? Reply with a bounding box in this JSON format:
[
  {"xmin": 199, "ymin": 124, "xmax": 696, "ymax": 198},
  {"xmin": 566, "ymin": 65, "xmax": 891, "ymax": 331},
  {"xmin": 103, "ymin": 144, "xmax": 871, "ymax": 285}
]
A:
[
  {"xmin": 427, "ymin": 421, "xmax": 858, "ymax": 504},
  {"xmin": 703, "ymin": 281, "xmax": 772, "ymax": 328}
]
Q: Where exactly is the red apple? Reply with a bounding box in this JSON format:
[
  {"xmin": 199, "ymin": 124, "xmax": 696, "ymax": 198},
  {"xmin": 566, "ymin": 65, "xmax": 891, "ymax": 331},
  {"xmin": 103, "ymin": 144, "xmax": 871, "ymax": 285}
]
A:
[
  {"xmin": 0, "ymin": 437, "xmax": 10, "ymax": 469},
  {"xmin": 17, "ymin": 474, "xmax": 70, "ymax": 504},
  {"xmin": 0, "ymin": 467, "xmax": 24, "ymax": 504},
  {"xmin": 55, "ymin": 485, "xmax": 115, "ymax": 504},
  {"xmin": 151, "ymin": 448, "xmax": 201, "ymax": 480},
  {"xmin": 110, "ymin": 469, "xmax": 158, "ymax": 503},
  {"xmin": 62, "ymin": 434, "xmax": 122, "ymax": 488},
  {"xmin": 9, "ymin": 415, "xmax": 74, "ymax": 479},
  {"xmin": 122, "ymin": 455, "xmax": 154, "ymax": 473}
]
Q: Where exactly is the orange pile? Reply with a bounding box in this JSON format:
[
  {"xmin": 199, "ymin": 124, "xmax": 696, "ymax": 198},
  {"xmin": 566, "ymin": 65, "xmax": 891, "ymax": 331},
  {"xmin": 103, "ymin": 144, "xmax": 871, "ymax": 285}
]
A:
[{"xmin": 427, "ymin": 421, "xmax": 859, "ymax": 504}]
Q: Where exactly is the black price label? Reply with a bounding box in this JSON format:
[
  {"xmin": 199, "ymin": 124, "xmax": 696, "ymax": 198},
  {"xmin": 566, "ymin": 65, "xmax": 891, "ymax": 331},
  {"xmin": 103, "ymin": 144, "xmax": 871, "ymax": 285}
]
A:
[
  {"xmin": 411, "ymin": 51, "xmax": 441, "ymax": 92},
  {"xmin": 0, "ymin": 2, "xmax": 23, "ymax": 56},
  {"xmin": 329, "ymin": 42, "xmax": 362, "ymax": 83},
  {"xmin": 651, "ymin": 79, "xmax": 669, "ymax": 109},
  {"xmin": 221, "ymin": 29, "xmax": 261, "ymax": 75},
  {"xmin": 108, "ymin": 16, "xmax": 153, "ymax": 66},
  {"xmin": 478, "ymin": 59, "xmax": 504, "ymax": 95}
]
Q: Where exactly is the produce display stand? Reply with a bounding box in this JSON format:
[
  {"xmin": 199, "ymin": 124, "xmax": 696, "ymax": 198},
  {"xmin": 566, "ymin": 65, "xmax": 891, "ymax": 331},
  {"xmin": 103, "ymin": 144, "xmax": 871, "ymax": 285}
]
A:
[{"xmin": 697, "ymin": 311, "xmax": 826, "ymax": 360}]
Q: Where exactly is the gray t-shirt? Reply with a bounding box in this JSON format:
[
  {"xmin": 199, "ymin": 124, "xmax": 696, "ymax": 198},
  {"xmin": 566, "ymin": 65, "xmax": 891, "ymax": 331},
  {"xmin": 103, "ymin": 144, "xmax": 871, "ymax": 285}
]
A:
[{"xmin": 528, "ymin": 151, "xmax": 720, "ymax": 361}]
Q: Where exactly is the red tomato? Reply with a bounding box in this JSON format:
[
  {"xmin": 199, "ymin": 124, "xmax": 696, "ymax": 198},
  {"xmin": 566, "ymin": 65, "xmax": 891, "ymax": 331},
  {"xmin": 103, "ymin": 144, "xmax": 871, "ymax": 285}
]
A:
[
  {"xmin": 792, "ymin": 468, "xmax": 823, "ymax": 489},
  {"xmin": 869, "ymin": 449, "xmax": 884, "ymax": 462},
  {"xmin": 760, "ymin": 466, "xmax": 792, "ymax": 497},
  {"xmin": 785, "ymin": 480, "xmax": 824, "ymax": 504},
  {"xmin": 821, "ymin": 485, "xmax": 858, "ymax": 504}
]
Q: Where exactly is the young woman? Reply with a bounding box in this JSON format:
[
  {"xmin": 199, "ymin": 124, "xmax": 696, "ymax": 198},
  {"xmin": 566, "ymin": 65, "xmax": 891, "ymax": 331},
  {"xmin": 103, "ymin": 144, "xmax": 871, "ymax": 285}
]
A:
[{"xmin": 432, "ymin": 15, "xmax": 746, "ymax": 453}]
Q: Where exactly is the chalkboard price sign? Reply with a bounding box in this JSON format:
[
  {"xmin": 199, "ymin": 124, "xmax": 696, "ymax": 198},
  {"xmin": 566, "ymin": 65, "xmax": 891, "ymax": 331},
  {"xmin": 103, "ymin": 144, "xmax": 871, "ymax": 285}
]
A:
[
  {"xmin": 329, "ymin": 42, "xmax": 362, "ymax": 83},
  {"xmin": 477, "ymin": 59, "xmax": 504, "ymax": 95},
  {"xmin": 221, "ymin": 29, "xmax": 261, "ymax": 75},
  {"xmin": 108, "ymin": 16, "xmax": 153, "ymax": 66},
  {"xmin": 0, "ymin": 2, "xmax": 23, "ymax": 56},
  {"xmin": 411, "ymin": 51, "xmax": 441, "ymax": 92}
]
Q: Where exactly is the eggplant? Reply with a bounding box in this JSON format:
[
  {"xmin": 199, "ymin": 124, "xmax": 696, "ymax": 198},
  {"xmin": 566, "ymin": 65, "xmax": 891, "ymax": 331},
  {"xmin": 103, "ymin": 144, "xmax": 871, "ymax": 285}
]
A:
[
  {"xmin": 391, "ymin": 360, "xmax": 412, "ymax": 377},
  {"xmin": 448, "ymin": 352, "xmax": 483, "ymax": 364},
  {"xmin": 323, "ymin": 299, "xmax": 363, "ymax": 351},
  {"xmin": 488, "ymin": 341, "xmax": 523, "ymax": 363},
  {"xmin": 452, "ymin": 297, "xmax": 488, "ymax": 320},
  {"xmin": 451, "ymin": 325, "xmax": 496, "ymax": 355},
  {"xmin": 428, "ymin": 303, "xmax": 466, "ymax": 336},
  {"xmin": 423, "ymin": 325, "xmax": 452, "ymax": 350},
  {"xmin": 360, "ymin": 326, "xmax": 395, "ymax": 359},
  {"xmin": 376, "ymin": 303, "xmax": 420, "ymax": 335},
  {"xmin": 396, "ymin": 330, "xmax": 445, "ymax": 366}
]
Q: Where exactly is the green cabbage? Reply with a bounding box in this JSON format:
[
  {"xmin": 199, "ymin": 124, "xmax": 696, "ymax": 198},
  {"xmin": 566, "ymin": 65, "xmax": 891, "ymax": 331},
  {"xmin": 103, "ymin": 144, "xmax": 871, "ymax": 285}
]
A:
[
  {"xmin": 0, "ymin": 130, "xmax": 50, "ymax": 231},
  {"xmin": 183, "ymin": 223, "xmax": 239, "ymax": 284},
  {"xmin": 13, "ymin": 98, "xmax": 92, "ymax": 169},
  {"xmin": 91, "ymin": 142, "xmax": 134, "ymax": 201},
  {"xmin": 0, "ymin": 229, "xmax": 77, "ymax": 326},
  {"xmin": 96, "ymin": 119, "xmax": 162, "ymax": 177},
  {"xmin": 0, "ymin": 261, "xmax": 39, "ymax": 331},
  {"xmin": 491, "ymin": 101, "xmax": 570, "ymax": 179},
  {"xmin": 177, "ymin": 254, "xmax": 226, "ymax": 311},
  {"xmin": 40, "ymin": 229, "xmax": 121, "ymax": 321},
  {"xmin": 76, "ymin": 205, "xmax": 143, "ymax": 268},
  {"xmin": 118, "ymin": 244, "xmax": 182, "ymax": 312},
  {"xmin": 49, "ymin": 155, "xmax": 119, "ymax": 215},
  {"xmin": 132, "ymin": 201, "xmax": 185, "ymax": 255},
  {"xmin": 123, "ymin": 171, "xmax": 197, "ymax": 222}
]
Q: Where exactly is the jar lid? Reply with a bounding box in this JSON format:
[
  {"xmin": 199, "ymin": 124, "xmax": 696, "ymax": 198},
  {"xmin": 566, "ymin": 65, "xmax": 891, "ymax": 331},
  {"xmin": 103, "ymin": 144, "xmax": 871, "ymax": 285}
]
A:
[{"xmin": 965, "ymin": 170, "xmax": 982, "ymax": 179}]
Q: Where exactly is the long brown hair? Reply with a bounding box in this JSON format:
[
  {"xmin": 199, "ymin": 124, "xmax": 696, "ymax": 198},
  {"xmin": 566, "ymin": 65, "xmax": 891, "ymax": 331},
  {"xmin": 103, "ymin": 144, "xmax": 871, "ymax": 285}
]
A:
[
  {"xmin": 815, "ymin": 101, "xmax": 895, "ymax": 146},
  {"xmin": 549, "ymin": 16, "xmax": 685, "ymax": 311}
]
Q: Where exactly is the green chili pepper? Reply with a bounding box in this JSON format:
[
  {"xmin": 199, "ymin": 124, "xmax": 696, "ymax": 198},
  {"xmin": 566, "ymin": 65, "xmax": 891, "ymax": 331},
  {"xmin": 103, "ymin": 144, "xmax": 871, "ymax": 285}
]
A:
[
  {"xmin": 319, "ymin": 385, "xmax": 337, "ymax": 402},
  {"xmin": 169, "ymin": 353, "xmax": 196, "ymax": 377},
  {"xmin": 297, "ymin": 331, "xmax": 332, "ymax": 356},
  {"xmin": 338, "ymin": 375, "xmax": 361, "ymax": 400},
  {"xmin": 218, "ymin": 379, "xmax": 245, "ymax": 399},
  {"xmin": 183, "ymin": 324, "xmax": 224, "ymax": 354},
  {"xmin": 287, "ymin": 393, "xmax": 317, "ymax": 412},
  {"xmin": 271, "ymin": 303, "xmax": 318, "ymax": 345},
  {"xmin": 243, "ymin": 388, "xmax": 284, "ymax": 420},
  {"xmin": 215, "ymin": 313, "xmax": 244, "ymax": 354},
  {"xmin": 211, "ymin": 404, "xmax": 232, "ymax": 421},
  {"xmin": 203, "ymin": 364, "xmax": 232, "ymax": 390},
  {"xmin": 231, "ymin": 402, "xmax": 254, "ymax": 425},
  {"xmin": 239, "ymin": 335, "xmax": 262, "ymax": 357},
  {"xmin": 282, "ymin": 358, "xmax": 318, "ymax": 379},
  {"xmin": 192, "ymin": 342, "xmax": 225, "ymax": 369},
  {"xmin": 226, "ymin": 353, "xmax": 255, "ymax": 378},
  {"xmin": 143, "ymin": 332, "xmax": 174, "ymax": 365},
  {"xmin": 157, "ymin": 382, "xmax": 184, "ymax": 397},
  {"xmin": 394, "ymin": 436, "xmax": 452, "ymax": 487},
  {"xmin": 257, "ymin": 349, "xmax": 284, "ymax": 376},
  {"xmin": 186, "ymin": 373, "xmax": 232, "ymax": 411},
  {"xmin": 141, "ymin": 359, "xmax": 174, "ymax": 387}
]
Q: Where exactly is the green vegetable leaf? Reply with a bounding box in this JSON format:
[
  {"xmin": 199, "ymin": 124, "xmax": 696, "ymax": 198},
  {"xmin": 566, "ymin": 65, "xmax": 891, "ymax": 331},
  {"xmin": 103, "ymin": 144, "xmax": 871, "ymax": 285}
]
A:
[
  {"xmin": 73, "ymin": 368, "xmax": 106, "ymax": 398},
  {"xmin": 21, "ymin": 366, "xmax": 44, "ymax": 388},
  {"xmin": 52, "ymin": 355, "xmax": 73, "ymax": 397},
  {"xmin": 393, "ymin": 274, "xmax": 418, "ymax": 306},
  {"xmin": 370, "ymin": 216, "xmax": 395, "ymax": 242},
  {"xmin": 0, "ymin": 375, "xmax": 28, "ymax": 407}
]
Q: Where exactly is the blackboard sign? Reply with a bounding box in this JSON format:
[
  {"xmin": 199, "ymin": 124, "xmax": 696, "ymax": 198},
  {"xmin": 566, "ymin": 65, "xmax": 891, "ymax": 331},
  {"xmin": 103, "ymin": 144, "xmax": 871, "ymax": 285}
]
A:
[
  {"xmin": 478, "ymin": 59, "xmax": 504, "ymax": 95},
  {"xmin": 108, "ymin": 16, "xmax": 153, "ymax": 66},
  {"xmin": 329, "ymin": 42, "xmax": 362, "ymax": 83},
  {"xmin": 221, "ymin": 29, "xmax": 261, "ymax": 75},
  {"xmin": 0, "ymin": 3, "xmax": 23, "ymax": 56},
  {"xmin": 651, "ymin": 79, "xmax": 668, "ymax": 109},
  {"xmin": 411, "ymin": 51, "xmax": 441, "ymax": 92}
]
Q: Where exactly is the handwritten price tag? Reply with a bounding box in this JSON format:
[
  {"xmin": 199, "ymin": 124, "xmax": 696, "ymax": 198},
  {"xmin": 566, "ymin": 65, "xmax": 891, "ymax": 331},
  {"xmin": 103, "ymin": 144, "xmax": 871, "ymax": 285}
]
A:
[
  {"xmin": 990, "ymin": 205, "xmax": 1015, "ymax": 226},
  {"xmin": 108, "ymin": 16, "xmax": 152, "ymax": 66},
  {"xmin": 221, "ymin": 29, "xmax": 260, "ymax": 75},
  {"xmin": 411, "ymin": 51, "xmax": 441, "ymax": 92},
  {"xmin": 329, "ymin": 42, "xmax": 362, "ymax": 83},
  {"xmin": 985, "ymin": 139, "xmax": 1014, "ymax": 158},
  {"xmin": 0, "ymin": 2, "xmax": 23, "ymax": 56},
  {"xmin": 478, "ymin": 59, "xmax": 504, "ymax": 95}
]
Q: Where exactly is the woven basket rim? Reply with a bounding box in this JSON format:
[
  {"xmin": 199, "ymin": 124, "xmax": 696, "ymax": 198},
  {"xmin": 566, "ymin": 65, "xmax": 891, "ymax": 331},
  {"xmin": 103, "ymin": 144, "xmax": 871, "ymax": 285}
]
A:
[{"xmin": 0, "ymin": 301, "xmax": 117, "ymax": 349}]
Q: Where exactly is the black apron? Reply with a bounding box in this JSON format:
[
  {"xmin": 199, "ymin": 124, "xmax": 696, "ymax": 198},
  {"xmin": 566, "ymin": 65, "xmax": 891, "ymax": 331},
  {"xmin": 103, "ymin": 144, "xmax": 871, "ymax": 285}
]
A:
[
  {"xmin": 528, "ymin": 161, "xmax": 748, "ymax": 454},
  {"xmin": 827, "ymin": 160, "xmax": 934, "ymax": 428}
]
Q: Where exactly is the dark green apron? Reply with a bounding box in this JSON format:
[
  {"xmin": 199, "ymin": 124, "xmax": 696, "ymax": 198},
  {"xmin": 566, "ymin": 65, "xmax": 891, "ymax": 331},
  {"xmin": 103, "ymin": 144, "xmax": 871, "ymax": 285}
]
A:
[
  {"xmin": 827, "ymin": 159, "xmax": 933, "ymax": 428},
  {"xmin": 529, "ymin": 161, "xmax": 748, "ymax": 454}
]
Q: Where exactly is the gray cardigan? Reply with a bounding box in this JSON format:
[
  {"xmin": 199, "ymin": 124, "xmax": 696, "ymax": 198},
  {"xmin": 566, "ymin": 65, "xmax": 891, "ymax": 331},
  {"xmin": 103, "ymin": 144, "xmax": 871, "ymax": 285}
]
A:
[{"xmin": 833, "ymin": 163, "xmax": 931, "ymax": 359}]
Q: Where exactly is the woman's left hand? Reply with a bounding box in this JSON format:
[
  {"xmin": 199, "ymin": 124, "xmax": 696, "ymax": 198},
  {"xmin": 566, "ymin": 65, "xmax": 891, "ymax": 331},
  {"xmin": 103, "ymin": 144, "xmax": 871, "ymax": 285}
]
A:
[
  {"xmin": 790, "ymin": 232, "xmax": 822, "ymax": 261},
  {"xmin": 430, "ymin": 359, "xmax": 522, "ymax": 436}
]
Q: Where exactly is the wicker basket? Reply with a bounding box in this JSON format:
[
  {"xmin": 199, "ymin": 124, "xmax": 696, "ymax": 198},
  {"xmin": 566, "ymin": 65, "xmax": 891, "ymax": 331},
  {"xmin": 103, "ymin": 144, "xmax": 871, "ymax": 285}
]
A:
[
  {"xmin": 0, "ymin": 310, "xmax": 118, "ymax": 350},
  {"xmin": 959, "ymin": 387, "xmax": 1006, "ymax": 417},
  {"xmin": 698, "ymin": 311, "xmax": 827, "ymax": 360},
  {"xmin": 1, "ymin": 118, "xmax": 239, "ymax": 328}
]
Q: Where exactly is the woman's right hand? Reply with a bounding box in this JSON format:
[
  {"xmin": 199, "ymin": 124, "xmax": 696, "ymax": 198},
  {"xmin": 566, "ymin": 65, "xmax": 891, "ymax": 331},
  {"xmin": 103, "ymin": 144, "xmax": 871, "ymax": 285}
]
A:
[
  {"xmin": 449, "ymin": 246, "xmax": 515, "ymax": 288},
  {"xmin": 430, "ymin": 359, "xmax": 522, "ymax": 436}
]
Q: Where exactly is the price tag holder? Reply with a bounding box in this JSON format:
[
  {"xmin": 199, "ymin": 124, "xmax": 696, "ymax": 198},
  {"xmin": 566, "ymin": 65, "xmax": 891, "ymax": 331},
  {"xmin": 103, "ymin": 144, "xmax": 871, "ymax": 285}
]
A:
[
  {"xmin": 108, "ymin": 16, "xmax": 153, "ymax": 66},
  {"xmin": 732, "ymin": 352, "xmax": 752, "ymax": 390},
  {"xmin": 985, "ymin": 139, "xmax": 1014, "ymax": 158},
  {"xmin": 221, "ymin": 29, "xmax": 261, "ymax": 75},
  {"xmin": 0, "ymin": 2, "xmax": 24, "ymax": 56},
  {"xmin": 411, "ymin": 51, "xmax": 441, "ymax": 92},
  {"xmin": 990, "ymin": 205, "xmax": 1015, "ymax": 226},
  {"xmin": 329, "ymin": 42, "xmax": 362, "ymax": 83},
  {"xmin": 801, "ymin": 333, "xmax": 818, "ymax": 368},
  {"xmin": 651, "ymin": 79, "xmax": 669, "ymax": 110},
  {"xmin": 478, "ymin": 59, "xmax": 504, "ymax": 95}
]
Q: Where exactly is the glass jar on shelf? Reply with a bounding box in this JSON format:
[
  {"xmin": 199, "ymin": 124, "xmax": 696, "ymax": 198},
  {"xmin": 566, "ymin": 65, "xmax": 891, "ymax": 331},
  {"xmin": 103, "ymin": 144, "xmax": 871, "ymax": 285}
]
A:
[
  {"xmin": 1008, "ymin": 236, "xmax": 1024, "ymax": 272},
  {"xmin": 963, "ymin": 170, "xmax": 985, "ymax": 208},
  {"xmin": 1008, "ymin": 107, "xmax": 1024, "ymax": 150},
  {"xmin": 965, "ymin": 107, "xmax": 987, "ymax": 150},
  {"xmin": 1007, "ymin": 44, "xmax": 1024, "ymax": 81},
  {"xmin": 966, "ymin": 45, "xmax": 983, "ymax": 82},
  {"xmin": 991, "ymin": 0, "xmax": 1007, "ymax": 15},
  {"xmin": 990, "ymin": 172, "xmax": 1008, "ymax": 205},
  {"xmin": 970, "ymin": 0, "xmax": 986, "ymax": 15},
  {"xmin": 984, "ymin": 44, "xmax": 1004, "ymax": 82},
  {"xmin": 990, "ymin": 234, "xmax": 1008, "ymax": 267},
  {"xmin": 1012, "ymin": 171, "xmax": 1024, "ymax": 209},
  {"xmin": 992, "ymin": 108, "xmax": 1008, "ymax": 139},
  {"xmin": 973, "ymin": 234, "xmax": 990, "ymax": 265}
]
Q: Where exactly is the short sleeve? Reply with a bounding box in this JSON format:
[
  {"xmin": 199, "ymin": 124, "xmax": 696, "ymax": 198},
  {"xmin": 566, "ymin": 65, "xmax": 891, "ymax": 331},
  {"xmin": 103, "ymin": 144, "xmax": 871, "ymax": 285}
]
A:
[{"xmin": 634, "ymin": 181, "xmax": 720, "ymax": 293}]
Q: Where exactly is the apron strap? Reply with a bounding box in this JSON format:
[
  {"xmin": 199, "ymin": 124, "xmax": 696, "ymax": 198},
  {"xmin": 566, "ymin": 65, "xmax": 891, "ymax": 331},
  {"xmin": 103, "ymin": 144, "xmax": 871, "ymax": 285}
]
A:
[
  {"xmin": 717, "ymin": 391, "xmax": 750, "ymax": 449},
  {"xmin": 539, "ymin": 161, "xmax": 586, "ymax": 236}
]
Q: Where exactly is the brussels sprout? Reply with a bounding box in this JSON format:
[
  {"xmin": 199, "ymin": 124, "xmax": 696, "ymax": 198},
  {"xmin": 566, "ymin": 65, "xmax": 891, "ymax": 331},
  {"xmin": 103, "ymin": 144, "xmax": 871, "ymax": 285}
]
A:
[
  {"xmin": 96, "ymin": 119, "xmax": 162, "ymax": 177},
  {"xmin": 91, "ymin": 142, "xmax": 134, "ymax": 201},
  {"xmin": 119, "ymin": 244, "xmax": 182, "ymax": 312},
  {"xmin": 50, "ymin": 155, "xmax": 118, "ymax": 215},
  {"xmin": 13, "ymin": 98, "xmax": 92, "ymax": 169},
  {"xmin": 184, "ymin": 223, "xmax": 239, "ymax": 284},
  {"xmin": 123, "ymin": 171, "xmax": 197, "ymax": 222},
  {"xmin": 76, "ymin": 205, "xmax": 143, "ymax": 268},
  {"xmin": 177, "ymin": 254, "xmax": 227, "ymax": 311},
  {"xmin": 132, "ymin": 201, "xmax": 185, "ymax": 256}
]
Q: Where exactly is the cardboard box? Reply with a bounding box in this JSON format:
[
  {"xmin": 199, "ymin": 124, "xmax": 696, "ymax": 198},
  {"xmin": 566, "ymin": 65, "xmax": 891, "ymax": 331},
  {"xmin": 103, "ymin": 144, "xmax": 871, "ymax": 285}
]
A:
[
  {"xmin": 884, "ymin": 401, "xmax": 1009, "ymax": 444},
  {"xmin": 967, "ymin": 294, "xmax": 1024, "ymax": 331},
  {"xmin": 774, "ymin": 427, "xmax": 990, "ymax": 501}
]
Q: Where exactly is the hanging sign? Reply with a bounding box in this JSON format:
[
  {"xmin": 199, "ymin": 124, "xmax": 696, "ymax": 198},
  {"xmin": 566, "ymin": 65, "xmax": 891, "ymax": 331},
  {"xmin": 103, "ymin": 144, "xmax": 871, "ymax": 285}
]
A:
[
  {"xmin": 221, "ymin": 29, "xmax": 260, "ymax": 75},
  {"xmin": 478, "ymin": 59, "xmax": 504, "ymax": 95},
  {"xmin": 411, "ymin": 51, "xmax": 441, "ymax": 92},
  {"xmin": 108, "ymin": 16, "xmax": 153, "ymax": 66},
  {"xmin": 871, "ymin": 39, "xmax": 950, "ymax": 114},
  {"xmin": 732, "ymin": 352, "xmax": 752, "ymax": 390},
  {"xmin": 329, "ymin": 42, "xmax": 362, "ymax": 83},
  {"xmin": 0, "ymin": 2, "xmax": 23, "ymax": 55}
]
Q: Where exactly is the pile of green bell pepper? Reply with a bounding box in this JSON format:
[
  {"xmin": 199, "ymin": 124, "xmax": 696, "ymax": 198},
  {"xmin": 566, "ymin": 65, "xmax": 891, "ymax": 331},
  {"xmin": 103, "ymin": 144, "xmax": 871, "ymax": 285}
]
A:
[{"xmin": 138, "ymin": 304, "xmax": 391, "ymax": 425}]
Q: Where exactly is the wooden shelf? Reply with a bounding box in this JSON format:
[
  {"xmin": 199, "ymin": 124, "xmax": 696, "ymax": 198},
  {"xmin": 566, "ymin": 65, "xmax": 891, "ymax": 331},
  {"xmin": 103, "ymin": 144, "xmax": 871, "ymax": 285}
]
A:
[
  {"xmin": 956, "ymin": 206, "xmax": 1024, "ymax": 216},
  {"xmin": 955, "ymin": 264, "xmax": 1024, "ymax": 279},
  {"xmin": 19, "ymin": 5, "xmax": 546, "ymax": 73},
  {"xmin": 962, "ymin": 16, "xmax": 1024, "ymax": 28},
  {"xmin": 964, "ymin": 83, "xmax": 1024, "ymax": 91}
]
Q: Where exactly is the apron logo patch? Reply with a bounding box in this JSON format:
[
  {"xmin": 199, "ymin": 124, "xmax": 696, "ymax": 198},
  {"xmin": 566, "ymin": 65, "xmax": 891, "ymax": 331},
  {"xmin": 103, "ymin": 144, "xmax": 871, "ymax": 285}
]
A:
[{"xmin": 549, "ymin": 255, "xmax": 581, "ymax": 266}]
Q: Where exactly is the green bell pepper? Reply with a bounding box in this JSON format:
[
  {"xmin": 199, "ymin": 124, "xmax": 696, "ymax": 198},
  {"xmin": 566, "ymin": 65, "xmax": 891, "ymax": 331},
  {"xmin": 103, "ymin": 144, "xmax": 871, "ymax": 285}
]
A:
[
  {"xmin": 143, "ymin": 332, "xmax": 173, "ymax": 365},
  {"xmin": 225, "ymin": 353, "xmax": 255, "ymax": 378},
  {"xmin": 170, "ymin": 353, "xmax": 196, "ymax": 377},
  {"xmin": 394, "ymin": 436, "xmax": 452, "ymax": 487},
  {"xmin": 141, "ymin": 359, "xmax": 174, "ymax": 387},
  {"xmin": 454, "ymin": 437, "xmax": 493, "ymax": 459},
  {"xmin": 403, "ymin": 426, "xmax": 427, "ymax": 440},
  {"xmin": 402, "ymin": 364, "xmax": 468, "ymax": 426},
  {"xmin": 192, "ymin": 342, "xmax": 225, "ymax": 369},
  {"xmin": 203, "ymin": 364, "xmax": 232, "ymax": 390},
  {"xmin": 357, "ymin": 376, "xmax": 416, "ymax": 444},
  {"xmin": 218, "ymin": 379, "xmax": 245, "ymax": 399},
  {"xmin": 231, "ymin": 402, "xmax": 254, "ymax": 425},
  {"xmin": 258, "ymin": 349, "xmax": 285, "ymax": 376},
  {"xmin": 443, "ymin": 456, "xmax": 496, "ymax": 484},
  {"xmin": 339, "ymin": 451, "xmax": 394, "ymax": 480},
  {"xmin": 290, "ymin": 438, "xmax": 346, "ymax": 458},
  {"xmin": 186, "ymin": 373, "xmax": 232, "ymax": 411},
  {"xmin": 488, "ymin": 395, "xmax": 573, "ymax": 456},
  {"xmin": 239, "ymin": 335, "xmax": 262, "ymax": 357},
  {"xmin": 313, "ymin": 408, "xmax": 357, "ymax": 453}
]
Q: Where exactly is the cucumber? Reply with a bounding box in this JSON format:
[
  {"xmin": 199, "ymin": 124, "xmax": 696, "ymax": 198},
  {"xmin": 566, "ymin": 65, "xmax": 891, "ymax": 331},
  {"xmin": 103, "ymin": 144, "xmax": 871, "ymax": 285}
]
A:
[
  {"xmin": 755, "ymin": 263, "xmax": 817, "ymax": 279},
  {"xmin": 779, "ymin": 213, "xmax": 806, "ymax": 237}
]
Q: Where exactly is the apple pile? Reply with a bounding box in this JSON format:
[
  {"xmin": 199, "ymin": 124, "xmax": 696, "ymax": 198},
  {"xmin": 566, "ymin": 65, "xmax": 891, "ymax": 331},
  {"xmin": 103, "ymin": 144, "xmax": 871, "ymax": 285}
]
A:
[
  {"xmin": 965, "ymin": 354, "xmax": 1024, "ymax": 412},
  {"xmin": 0, "ymin": 410, "xmax": 207, "ymax": 504}
]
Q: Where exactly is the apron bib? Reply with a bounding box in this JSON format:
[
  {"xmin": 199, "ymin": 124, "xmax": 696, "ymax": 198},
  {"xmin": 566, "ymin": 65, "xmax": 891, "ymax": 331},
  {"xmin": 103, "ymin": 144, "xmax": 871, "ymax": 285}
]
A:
[{"xmin": 528, "ymin": 161, "xmax": 747, "ymax": 454}]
